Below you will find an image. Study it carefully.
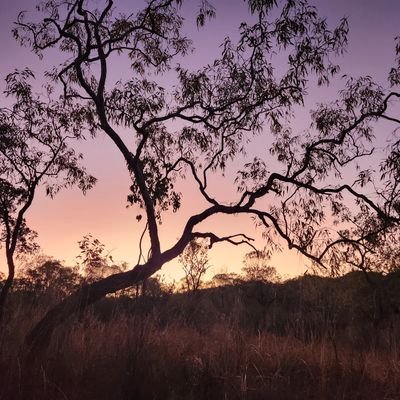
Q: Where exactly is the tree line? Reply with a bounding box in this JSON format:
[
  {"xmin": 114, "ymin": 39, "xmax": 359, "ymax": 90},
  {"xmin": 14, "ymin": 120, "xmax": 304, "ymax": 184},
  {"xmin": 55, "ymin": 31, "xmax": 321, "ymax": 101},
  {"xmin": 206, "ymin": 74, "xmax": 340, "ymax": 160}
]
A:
[{"xmin": 0, "ymin": 235, "xmax": 281, "ymax": 301}]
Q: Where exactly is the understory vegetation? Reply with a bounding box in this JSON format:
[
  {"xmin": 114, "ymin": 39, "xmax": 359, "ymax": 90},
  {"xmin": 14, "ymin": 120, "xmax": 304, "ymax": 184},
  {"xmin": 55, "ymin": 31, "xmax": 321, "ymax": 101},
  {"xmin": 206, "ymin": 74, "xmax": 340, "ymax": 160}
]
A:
[{"xmin": 1, "ymin": 270, "xmax": 400, "ymax": 400}]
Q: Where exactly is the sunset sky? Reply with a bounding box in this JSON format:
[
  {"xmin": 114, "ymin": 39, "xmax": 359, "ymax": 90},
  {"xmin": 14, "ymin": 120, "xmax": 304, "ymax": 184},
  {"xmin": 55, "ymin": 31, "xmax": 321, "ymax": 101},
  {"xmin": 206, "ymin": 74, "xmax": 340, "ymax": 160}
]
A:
[{"xmin": 1, "ymin": 0, "xmax": 400, "ymax": 282}]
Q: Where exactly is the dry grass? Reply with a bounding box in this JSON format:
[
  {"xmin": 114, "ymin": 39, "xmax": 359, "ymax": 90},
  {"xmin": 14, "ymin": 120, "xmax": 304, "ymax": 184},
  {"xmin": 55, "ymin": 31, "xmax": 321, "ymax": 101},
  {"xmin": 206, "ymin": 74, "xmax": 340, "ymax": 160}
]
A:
[{"xmin": 1, "ymin": 298, "xmax": 400, "ymax": 400}]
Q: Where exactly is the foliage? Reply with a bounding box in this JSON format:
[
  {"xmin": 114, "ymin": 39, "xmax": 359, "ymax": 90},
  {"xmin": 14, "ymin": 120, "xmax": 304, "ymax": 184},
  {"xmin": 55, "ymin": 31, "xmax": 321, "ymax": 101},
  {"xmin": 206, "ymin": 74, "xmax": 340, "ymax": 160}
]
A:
[
  {"xmin": 18, "ymin": 257, "xmax": 81, "ymax": 299},
  {"xmin": 141, "ymin": 276, "xmax": 165, "ymax": 297},
  {"xmin": 0, "ymin": 69, "xmax": 96, "ymax": 312},
  {"xmin": 211, "ymin": 272, "xmax": 242, "ymax": 287},
  {"xmin": 351, "ymin": 218, "xmax": 400, "ymax": 273},
  {"xmin": 179, "ymin": 239, "xmax": 210, "ymax": 292},
  {"xmin": 11, "ymin": 0, "xmax": 400, "ymax": 347},
  {"xmin": 242, "ymin": 250, "xmax": 280, "ymax": 282},
  {"xmin": 77, "ymin": 234, "xmax": 127, "ymax": 282},
  {"xmin": 13, "ymin": 0, "xmax": 400, "ymax": 274}
]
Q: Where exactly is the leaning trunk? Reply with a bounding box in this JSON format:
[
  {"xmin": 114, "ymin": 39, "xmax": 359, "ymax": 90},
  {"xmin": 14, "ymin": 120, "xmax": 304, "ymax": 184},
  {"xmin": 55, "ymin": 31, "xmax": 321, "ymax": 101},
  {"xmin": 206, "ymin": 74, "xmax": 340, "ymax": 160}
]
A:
[
  {"xmin": 0, "ymin": 252, "xmax": 15, "ymax": 323},
  {"xmin": 25, "ymin": 221, "xmax": 193, "ymax": 358},
  {"xmin": 25, "ymin": 261, "xmax": 159, "ymax": 358}
]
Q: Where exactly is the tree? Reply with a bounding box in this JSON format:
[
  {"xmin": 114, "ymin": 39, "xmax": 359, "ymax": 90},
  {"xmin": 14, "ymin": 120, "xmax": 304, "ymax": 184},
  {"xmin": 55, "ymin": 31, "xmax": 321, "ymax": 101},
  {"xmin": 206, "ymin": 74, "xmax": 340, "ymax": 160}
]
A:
[
  {"xmin": 0, "ymin": 70, "xmax": 96, "ymax": 318},
  {"xmin": 18, "ymin": 257, "xmax": 81, "ymax": 299},
  {"xmin": 211, "ymin": 272, "xmax": 242, "ymax": 287},
  {"xmin": 179, "ymin": 239, "xmax": 210, "ymax": 292},
  {"xmin": 77, "ymin": 234, "xmax": 126, "ymax": 283},
  {"xmin": 341, "ymin": 215, "xmax": 400, "ymax": 274},
  {"xmin": 14, "ymin": 0, "xmax": 400, "ymax": 352},
  {"xmin": 242, "ymin": 250, "xmax": 279, "ymax": 283}
]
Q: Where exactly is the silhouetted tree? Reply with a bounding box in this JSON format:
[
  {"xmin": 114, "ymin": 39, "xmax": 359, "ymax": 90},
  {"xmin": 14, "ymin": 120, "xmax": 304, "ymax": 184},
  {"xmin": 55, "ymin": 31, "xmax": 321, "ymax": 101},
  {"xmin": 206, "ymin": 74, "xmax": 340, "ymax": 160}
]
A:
[
  {"xmin": 142, "ymin": 276, "xmax": 165, "ymax": 297},
  {"xmin": 19, "ymin": 257, "xmax": 81, "ymax": 299},
  {"xmin": 242, "ymin": 250, "xmax": 279, "ymax": 283},
  {"xmin": 0, "ymin": 70, "xmax": 96, "ymax": 318},
  {"xmin": 77, "ymin": 234, "xmax": 126, "ymax": 283},
  {"xmin": 14, "ymin": 0, "xmax": 400, "ymax": 351},
  {"xmin": 212, "ymin": 272, "xmax": 242, "ymax": 287},
  {"xmin": 179, "ymin": 239, "xmax": 210, "ymax": 292},
  {"xmin": 346, "ymin": 216, "xmax": 400, "ymax": 274}
]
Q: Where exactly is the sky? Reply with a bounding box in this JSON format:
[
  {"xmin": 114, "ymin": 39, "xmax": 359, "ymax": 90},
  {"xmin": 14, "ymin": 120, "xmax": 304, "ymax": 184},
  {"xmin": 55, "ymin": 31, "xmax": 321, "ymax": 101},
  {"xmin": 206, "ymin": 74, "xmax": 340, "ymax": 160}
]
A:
[{"xmin": 1, "ymin": 0, "xmax": 400, "ymax": 282}]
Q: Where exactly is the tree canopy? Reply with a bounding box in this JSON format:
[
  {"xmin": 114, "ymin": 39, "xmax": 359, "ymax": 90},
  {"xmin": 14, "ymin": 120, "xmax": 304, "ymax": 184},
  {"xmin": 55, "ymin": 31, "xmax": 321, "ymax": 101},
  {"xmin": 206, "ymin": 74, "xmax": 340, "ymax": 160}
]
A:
[
  {"xmin": 242, "ymin": 250, "xmax": 280, "ymax": 283},
  {"xmin": 7, "ymin": 0, "xmax": 400, "ymax": 350},
  {"xmin": 0, "ymin": 69, "xmax": 96, "ymax": 314},
  {"xmin": 179, "ymin": 238, "xmax": 210, "ymax": 291}
]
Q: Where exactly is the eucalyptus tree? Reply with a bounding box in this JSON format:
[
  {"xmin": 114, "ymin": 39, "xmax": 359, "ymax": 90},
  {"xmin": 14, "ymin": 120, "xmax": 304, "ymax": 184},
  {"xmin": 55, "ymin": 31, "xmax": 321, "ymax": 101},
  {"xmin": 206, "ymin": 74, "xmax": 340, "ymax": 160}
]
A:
[
  {"xmin": 18, "ymin": 258, "xmax": 81, "ymax": 299},
  {"xmin": 0, "ymin": 69, "xmax": 96, "ymax": 318},
  {"xmin": 179, "ymin": 239, "xmax": 210, "ymax": 292},
  {"xmin": 13, "ymin": 0, "xmax": 400, "ymax": 350},
  {"xmin": 77, "ymin": 233, "xmax": 127, "ymax": 282},
  {"xmin": 242, "ymin": 250, "xmax": 279, "ymax": 283}
]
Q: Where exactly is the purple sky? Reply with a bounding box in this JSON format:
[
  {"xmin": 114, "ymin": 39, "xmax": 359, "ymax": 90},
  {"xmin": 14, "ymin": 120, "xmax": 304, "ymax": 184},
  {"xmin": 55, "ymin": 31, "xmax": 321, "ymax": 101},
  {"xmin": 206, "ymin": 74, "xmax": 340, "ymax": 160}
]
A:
[{"xmin": 1, "ymin": 0, "xmax": 400, "ymax": 281}]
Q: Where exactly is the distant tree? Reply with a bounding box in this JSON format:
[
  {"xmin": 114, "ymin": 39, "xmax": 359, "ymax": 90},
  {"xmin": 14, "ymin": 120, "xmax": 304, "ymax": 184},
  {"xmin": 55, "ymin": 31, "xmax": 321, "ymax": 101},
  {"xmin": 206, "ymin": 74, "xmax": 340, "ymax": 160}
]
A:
[
  {"xmin": 14, "ymin": 0, "xmax": 400, "ymax": 351},
  {"xmin": 0, "ymin": 70, "xmax": 96, "ymax": 318},
  {"xmin": 179, "ymin": 239, "xmax": 210, "ymax": 292},
  {"xmin": 19, "ymin": 257, "xmax": 81, "ymax": 299},
  {"xmin": 142, "ymin": 276, "xmax": 165, "ymax": 297},
  {"xmin": 242, "ymin": 250, "xmax": 280, "ymax": 283},
  {"xmin": 77, "ymin": 234, "xmax": 127, "ymax": 282},
  {"xmin": 212, "ymin": 272, "xmax": 242, "ymax": 287}
]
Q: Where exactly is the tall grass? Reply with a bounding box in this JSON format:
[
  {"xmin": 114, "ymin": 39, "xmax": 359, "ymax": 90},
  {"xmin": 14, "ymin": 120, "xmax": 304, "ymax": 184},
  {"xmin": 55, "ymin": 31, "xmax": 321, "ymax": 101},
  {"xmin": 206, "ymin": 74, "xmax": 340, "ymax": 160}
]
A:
[{"xmin": 1, "ymin": 292, "xmax": 399, "ymax": 400}]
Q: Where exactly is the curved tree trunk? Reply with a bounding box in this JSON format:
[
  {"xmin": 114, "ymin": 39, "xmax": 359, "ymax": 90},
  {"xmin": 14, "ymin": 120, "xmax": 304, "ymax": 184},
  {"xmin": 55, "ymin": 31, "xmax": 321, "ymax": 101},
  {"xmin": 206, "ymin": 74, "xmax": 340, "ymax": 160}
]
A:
[
  {"xmin": 0, "ymin": 253, "xmax": 15, "ymax": 323},
  {"xmin": 25, "ymin": 261, "xmax": 159, "ymax": 358},
  {"xmin": 25, "ymin": 208, "xmax": 207, "ymax": 358}
]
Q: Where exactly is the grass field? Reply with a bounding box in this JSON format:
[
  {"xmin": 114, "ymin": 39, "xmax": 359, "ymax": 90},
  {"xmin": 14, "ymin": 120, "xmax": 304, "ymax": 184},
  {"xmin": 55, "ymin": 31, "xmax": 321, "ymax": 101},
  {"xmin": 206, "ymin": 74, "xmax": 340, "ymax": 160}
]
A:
[{"xmin": 1, "ymin": 274, "xmax": 400, "ymax": 399}]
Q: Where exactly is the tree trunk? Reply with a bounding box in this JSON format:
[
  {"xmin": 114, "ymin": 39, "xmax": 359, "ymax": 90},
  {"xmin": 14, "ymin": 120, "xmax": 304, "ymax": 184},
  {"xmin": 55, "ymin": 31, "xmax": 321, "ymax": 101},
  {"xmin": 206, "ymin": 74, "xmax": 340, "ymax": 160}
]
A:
[
  {"xmin": 25, "ymin": 216, "xmax": 195, "ymax": 358},
  {"xmin": 0, "ymin": 253, "xmax": 15, "ymax": 323},
  {"xmin": 25, "ymin": 261, "xmax": 159, "ymax": 358}
]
